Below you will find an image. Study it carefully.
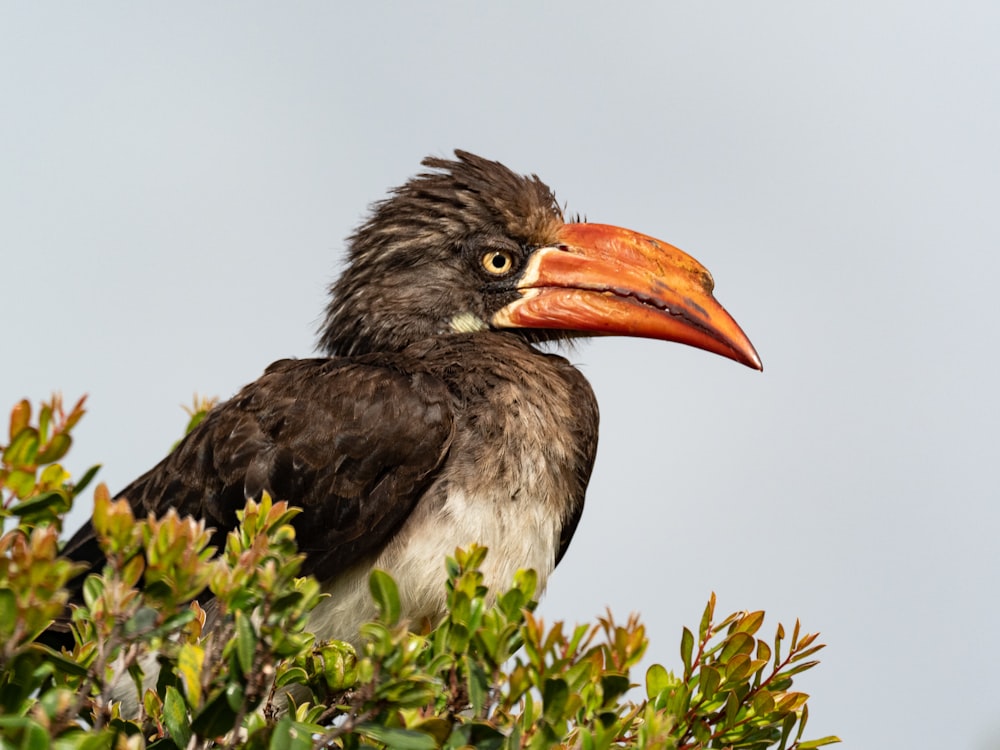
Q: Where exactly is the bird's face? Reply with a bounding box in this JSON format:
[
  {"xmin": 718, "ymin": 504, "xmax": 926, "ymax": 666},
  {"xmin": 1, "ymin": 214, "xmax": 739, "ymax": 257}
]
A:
[{"xmin": 322, "ymin": 152, "xmax": 760, "ymax": 370}]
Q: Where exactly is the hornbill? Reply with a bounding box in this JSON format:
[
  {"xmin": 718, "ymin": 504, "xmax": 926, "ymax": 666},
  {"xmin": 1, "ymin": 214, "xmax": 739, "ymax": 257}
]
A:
[{"xmin": 55, "ymin": 150, "xmax": 761, "ymax": 650}]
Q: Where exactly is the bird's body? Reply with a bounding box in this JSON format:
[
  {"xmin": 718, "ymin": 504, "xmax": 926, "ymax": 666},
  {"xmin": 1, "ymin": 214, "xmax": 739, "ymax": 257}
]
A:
[
  {"xmin": 309, "ymin": 335, "xmax": 596, "ymax": 641},
  {"xmin": 55, "ymin": 150, "xmax": 760, "ymax": 659},
  {"xmin": 68, "ymin": 334, "xmax": 596, "ymax": 643}
]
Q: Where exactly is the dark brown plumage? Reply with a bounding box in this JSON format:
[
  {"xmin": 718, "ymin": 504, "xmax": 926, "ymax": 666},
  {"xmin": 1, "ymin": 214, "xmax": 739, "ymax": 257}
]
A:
[{"xmin": 53, "ymin": 151, "xmax": 760, "ymax": 655}]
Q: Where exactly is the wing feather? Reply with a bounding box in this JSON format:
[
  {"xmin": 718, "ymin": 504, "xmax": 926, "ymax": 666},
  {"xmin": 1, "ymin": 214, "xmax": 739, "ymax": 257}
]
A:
[{"xmin": 62, "ymin": 356, "xmax": 455, "ymax": 583}]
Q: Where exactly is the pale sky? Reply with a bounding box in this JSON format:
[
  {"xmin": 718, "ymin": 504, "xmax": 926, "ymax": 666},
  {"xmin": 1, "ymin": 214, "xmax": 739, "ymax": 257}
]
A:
[{"xmin": 4, "ymin": 4, "xmax": 999, "ymax": 747}]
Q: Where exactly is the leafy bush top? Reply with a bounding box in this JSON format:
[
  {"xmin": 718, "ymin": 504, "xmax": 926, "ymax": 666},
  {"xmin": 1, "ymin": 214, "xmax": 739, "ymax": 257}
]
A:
[{"xmin": 0, "ymin": 396, "xmax": 839, "ymax": 749}]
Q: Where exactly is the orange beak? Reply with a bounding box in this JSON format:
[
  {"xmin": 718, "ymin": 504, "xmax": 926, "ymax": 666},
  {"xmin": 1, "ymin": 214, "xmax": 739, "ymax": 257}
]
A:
[{"xmin": 492, "ymin": 223, "xmax": 762, "ymax": 370}]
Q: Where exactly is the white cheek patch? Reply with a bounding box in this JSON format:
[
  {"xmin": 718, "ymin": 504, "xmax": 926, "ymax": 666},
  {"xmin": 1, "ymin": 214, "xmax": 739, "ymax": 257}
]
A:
[{"xmin": 450, "ymin": 312, "xmax": 489, "ymax": 333}]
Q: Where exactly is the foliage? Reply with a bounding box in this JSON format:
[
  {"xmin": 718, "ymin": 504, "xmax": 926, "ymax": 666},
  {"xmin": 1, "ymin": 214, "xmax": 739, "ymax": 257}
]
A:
[{"xmin": 0, "ymin": 396, "xmax": 840, "ymax": 749}]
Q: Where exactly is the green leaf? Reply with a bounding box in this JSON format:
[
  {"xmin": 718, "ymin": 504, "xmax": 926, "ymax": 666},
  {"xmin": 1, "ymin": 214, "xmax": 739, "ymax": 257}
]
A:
[
  {"xmin": 38, "ymin": 462, "xmax": 68, "ymax": 488},
  {"xmin": 460, "ymin": 543, "xmax": 489, "ymax": 571},
  {"xmin": 756, "ymin": 638, "xmax": 772, "ymax": 664},
  {"xmin": 448, "ymin": 622, "xmax": 470, "ymax": 652},
  {"xmin": 38, "ymin": 403, "xmax": 52, "ymax": 444},
  {"xmin": 660, "ymin": 679, "xmax": 691, "ymax": 716},
  {"xmin": 235, "ymin": 610, "xmax": 256, "ymax": 675},
  {"xmin": 9, "ymin": 400, "xmax": 30, "ymax": 440},
  {"xmin": 410, "ymin": 717, "xmax": 455, "ymax": 746},
  {"xmin": 274, "ymin": 665, "xmax": 309, "ymax": 688},
  {"xmin": 752, "ymin": 688, "xmax": 775, "ymax": 716},
  {"xmin": 778, "ymin": 710, "xmax": 797, "ymax": 750},
  {"xmin": 725, "ymin": 653, "xmax": 753, "ymax": 682},
  {"xmin": 73, "ymin": 463, "xmax": 102, "ymax": 495},
  {"xmin": 723, "ymin": 690, "xmax": 740, "ymax": 730},
  {"xmin": 680, "ymin": 626, "xmax": 694, "ymax": 676},
  {"xmin": 797, "ymin": 736, "xmax": 843, "ymax": 748},
  {"xmin": 271, "ymin": 590, "xmax": 306, "ymax": 614},
  {"xmin": 82, "ymin": 575, "xmax": 104, "ymax": 609},
  {"xmin": 498, "ymin": 585, "xmax": 530, "ymax": 620},
  {"xmin": 369, "ymin": 568, "xmax": 401, "ymax": 624},
  {"xmin": 144, "ymin": 689, "xmax": 164, "ymax": 722},
  {"xmin": 791, "ymin": 643, "xmax": 827, "ymax": 663},
  {"xmin": 600, "ymin": 673, "xmax": 631, "ymax": 704},
  {"xmin": 446, "ymin": 721, "xmax": 506, "ymax": 749},
  {"xmin": 0, "ymin": 717, "xmax": 49, "ymax": 750},
  {"xmin": 29, "ymin": 643, "xmax": 89, "ymax": 677},
  {"xmin": 143, "ymin": 608, "xmax": 197, "ymax": 641},
  {"xmin": 775, "ymin": 691, "xmax": 809, "ymax": 713},
  {"xmin": 190, "ymin": 688, "xmax": 240, "ymax": 739},
  {"xmin": 82, "ymin": 731, "xmax": 127, "ymax": 749},
  {"xmin": 698, "ymin": 665, "xmax": 721, "ymax": 698},
  {"xmin": 699, "ymin": 593, "xmax": 716, "ymax": 640},
  {"xmin": 542, "ymin": 677, "xmax": 570, "ymax": 722},
  {"xmin": 224, "ymin": 681, "xmax": 247, "ymax": 712},
  {"xmin": 356, "ymin": 723, "xmax": 438, "ymax": 750},
  {"xmin": 178, "ymin": 642, "xmax": 205, "ymax": 706},
  {"xmin": 735, "ymin": 610, "xmax": 766, "ymax": 636},
  {"xmin": 645, "ymin": 663, "xmax": 672, "ymax": 698},
  {"xmin": 163, "ymin": 686, "xmax": 192, "ymax": 748},
  {"xmin": 5, "ymin": 469, "xmax": 35, "ymax": 497},
  {"xmin": 3, "ymin": 427, "xmax": 39, "ymax": 467},
  {"xmin": 512, "ymin": 567, "xmax": 538, "ymax": 599},
  {"xmin": 782, "ymin": 660, "xmax": 822, "ymax": 678},
  {"xmin": 11, "ymin": 490, "xmax": 70, "ymax": 517},
  {"xmin": 692, "ymin": 719, "xmax": 712, "ymax": 744},
  {"xmin": 322, "ymin": 641, "xmax": 358, "ymax": 690},
  {"xmin": 36, "ymin": 433, "xmax": 71, "ymax": 464},
  {"xmin": 268, "ymin": 715, "xmax": 322, "ymax": 750},
  {"xmin": 466, "ymin": 657, "xmax": 489, "ymax": 715},
  {"xmin": 0, "ymin": 589, "xmax": 16, "ymax": 636},
  {"xmin": 720, "ymin": 631, "xmax": 755, "ymax": 663}
]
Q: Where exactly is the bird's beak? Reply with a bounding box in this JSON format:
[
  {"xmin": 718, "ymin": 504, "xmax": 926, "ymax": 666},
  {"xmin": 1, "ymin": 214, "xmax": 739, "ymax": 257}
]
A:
[{"xmin": 492, "ymin": 223, "xmax": 762, "ymax": 370}]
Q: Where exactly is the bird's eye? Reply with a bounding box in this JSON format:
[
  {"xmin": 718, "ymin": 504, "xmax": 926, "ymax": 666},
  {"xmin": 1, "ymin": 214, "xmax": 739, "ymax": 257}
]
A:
[{"xmin": 481, "ymin": 250, "xmax": 514, "ymax": 276}]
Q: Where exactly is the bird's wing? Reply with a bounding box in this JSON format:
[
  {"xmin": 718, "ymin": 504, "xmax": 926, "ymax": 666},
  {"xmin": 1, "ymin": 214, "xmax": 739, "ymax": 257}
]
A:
[{"xmin": 62, "ymin": 356, "xmax": 455, "ymax": 582}]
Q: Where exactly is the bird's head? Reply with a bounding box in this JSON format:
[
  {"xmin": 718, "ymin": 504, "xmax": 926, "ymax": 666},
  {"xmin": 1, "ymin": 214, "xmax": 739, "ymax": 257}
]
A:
[{"xmin": 320, "ymin": 150, "xmax": 761, "ymax": 370}]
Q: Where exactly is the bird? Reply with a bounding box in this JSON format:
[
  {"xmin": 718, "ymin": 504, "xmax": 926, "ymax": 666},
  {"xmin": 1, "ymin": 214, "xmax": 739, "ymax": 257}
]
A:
[{"xmin": 55, "ymin": 150, "xmax": 761, "ymax": 651}]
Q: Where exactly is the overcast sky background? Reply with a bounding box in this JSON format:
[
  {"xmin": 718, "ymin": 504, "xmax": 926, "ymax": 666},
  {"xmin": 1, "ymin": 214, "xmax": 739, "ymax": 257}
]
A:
[{"xmin": 3, "ymin": 3, "xmax": 998, "ymax": 747}]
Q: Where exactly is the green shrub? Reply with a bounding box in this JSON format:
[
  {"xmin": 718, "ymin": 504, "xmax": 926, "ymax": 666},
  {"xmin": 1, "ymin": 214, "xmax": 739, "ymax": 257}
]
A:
[{"xmin": 0, "ymin": 396, "xmax": 839, "ymax": 749}]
